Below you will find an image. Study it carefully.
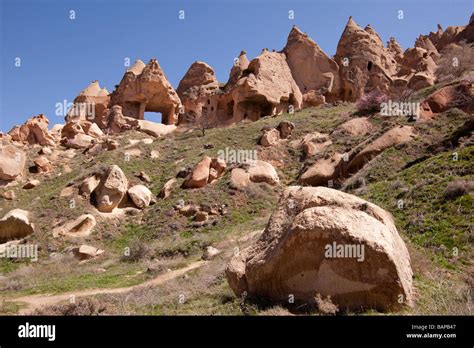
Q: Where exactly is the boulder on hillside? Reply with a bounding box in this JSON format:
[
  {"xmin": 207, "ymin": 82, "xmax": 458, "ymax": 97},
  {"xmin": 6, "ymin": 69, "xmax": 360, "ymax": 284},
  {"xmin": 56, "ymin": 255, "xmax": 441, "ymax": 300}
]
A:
[
  {"xmin": 299, "ymin": 153, "xmax": 343, "ymax": 187},
  {"xmin": 225, "ymin": 186, "xmax": 414, "ymax": 311},
  {"xmin": 53, "ymin": 214, "xmax": 96, "ymax": 238},
  {"xmin": 260, "ymin": 128, "xmax": 280, "ymax": 147},
  {"xmin": 182, "ymin": 156, "xmax": 226, "ymax": 189},
  {"xmin": 247, "ymin": 160, "xmax": 280, "ymax": 186},
  {"xmin": 0, "ymin": 209, "xmax": 35, "ymax": 243},
  {"xmin": 33, "ymin": 156, "xmax": 54, "ymax": 173},
  {"xmin": 0, "ymin": 145, "xmax": 26, "ymax": 181},
  {"xmin": 137, "ymin": 120, "xmax": 177, "ymax": 137},
  {"xmin": 128, "ymin": 185, "xmax": 153, "ymax": 209},
  {"xmin": 348, "ymin": 126, "xmax": 417, "ymax": 174},
  {"xmin": 422, "ymin": 80, "xmax": 474, "ymax": 114},
  {"xmin": 93, "ymin": 165, "xmax": 128, "ymax": 212},
  {"xmin": 73, "ymin": 245, "xmax": 105, "ymax": 261},
  {"xmin": 337, "ymin": 117, "xmax": 374, "ymax": 136}
]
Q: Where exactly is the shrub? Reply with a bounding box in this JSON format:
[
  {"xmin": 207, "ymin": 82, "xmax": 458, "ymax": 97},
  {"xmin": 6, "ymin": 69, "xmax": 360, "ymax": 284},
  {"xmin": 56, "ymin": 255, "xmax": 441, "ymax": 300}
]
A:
[
  {"xmin": 444, "ymin": 180, "xmax": 471, "ymax": 201},
  {"xmin": 356, "ymin": 91, "xmax": 388, "ymax": 114}
]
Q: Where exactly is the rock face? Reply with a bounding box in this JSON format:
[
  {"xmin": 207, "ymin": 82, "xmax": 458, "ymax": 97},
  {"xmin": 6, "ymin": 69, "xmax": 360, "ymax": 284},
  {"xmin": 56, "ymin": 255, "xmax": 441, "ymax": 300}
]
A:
[
  {"xmin": 93, "ymin": 165, "xmax": 128, "ymax": 212},
  {"xmin": 284, "ymin": 26, "xmax": 340, "ymax": 103},
  {"xmin": 232, "ymin": 50, "xmax": 303, "ymax": 121},
  {"xmin": 348, "ymin": 126, "xmax": 417, "ymax": 174},
  {"xmin": 0, "ymin": 145, "xmax": 26, "ymax": 181},
  {"xmin": 8, "ymin": 114, "xmax": 55, "ymax": 146},
  {"xmin": 335, "ymin": 17, "xmax": 398, "ymax": 101},
  {"xmin": 66, "ymin": 81, "xmax": 110, "ymax": 126},
  {"xmin": 0, "ymin": 209, "xmax": 35, "ymax": 243},
  {"xmin": 225, "ymin": 186, "xmax": 413, "ymax": 311},
  {"xmin": 422, "ymin": 80, "xmax": 474, "ymax": 114},
  {"xmin": 177, "ymin": 61, "xmax": 220, "ymax": 122},
  {"xmin": 110, "ymin": 59, "xmax": 182, "ymax": 125}
]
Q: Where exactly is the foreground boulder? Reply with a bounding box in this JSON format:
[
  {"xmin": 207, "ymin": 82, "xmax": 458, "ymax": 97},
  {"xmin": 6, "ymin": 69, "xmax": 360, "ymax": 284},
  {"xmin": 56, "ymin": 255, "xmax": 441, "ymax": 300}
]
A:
[
  {"xmin": 93, "ymin": 165, "xmax": 128, "ymax": 212},
  {"xmin": 0, "ymin": 145, "xmax": 26, "ymax": 181},
  {"xmin": 0, "ymin": 209, "xmax": 35, "ymax": 243},
  {"xmin": 226, "ymin": 186, "xmax": 413, "ymax": 311}
]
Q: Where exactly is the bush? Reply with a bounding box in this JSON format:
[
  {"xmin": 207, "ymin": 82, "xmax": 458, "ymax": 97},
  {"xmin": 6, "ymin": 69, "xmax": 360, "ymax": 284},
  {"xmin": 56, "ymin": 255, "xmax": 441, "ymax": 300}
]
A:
[
  {"xmin": 444, "ymin": 180, "xmax": 472, "ymax": 201},
  {"xmin": 356, "ymin": 91, "xmax": 388, "ymax": 114}
]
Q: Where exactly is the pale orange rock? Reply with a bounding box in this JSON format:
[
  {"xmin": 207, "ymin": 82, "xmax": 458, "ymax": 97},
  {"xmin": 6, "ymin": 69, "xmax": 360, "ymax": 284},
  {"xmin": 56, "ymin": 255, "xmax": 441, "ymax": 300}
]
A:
[{"xmin": 226, "ymin": 186, "xmax": 414, "ymax": 311}]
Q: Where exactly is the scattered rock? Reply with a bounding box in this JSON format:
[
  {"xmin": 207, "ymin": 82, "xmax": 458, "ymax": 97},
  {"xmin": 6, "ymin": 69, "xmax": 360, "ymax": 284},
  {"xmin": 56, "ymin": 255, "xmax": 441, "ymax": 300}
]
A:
[
  {"xmin": 247, "ymin": 160, "xmax": 280, "ymax": 185},
  {"xmin": 34, "ymin": 156, "xmax": 54, "ymax": 173},
  {"xmin": 159, "ymin": 178, "xmax": 176, "ymax": 199},
  {"xmin": 128, "ymin": 185, "xmax": 153, "ymax": 209},
  {"xmin": 73, "ymin": 245, "xmax": 105, "ymax": 261},
  {"xmin": 202, "ymin": 246, "xmax": 221, "ymax": 260},
  {"xmin": 53, "ymin": 214, "xmax": 96, "ymax": 238},
  {"xmin": 1, "ymin": 190, "xmax": 15, "ymax": 200},
  {"xmin": 23, "ymin": 179, "xmax": 41, "ymax": 190}
]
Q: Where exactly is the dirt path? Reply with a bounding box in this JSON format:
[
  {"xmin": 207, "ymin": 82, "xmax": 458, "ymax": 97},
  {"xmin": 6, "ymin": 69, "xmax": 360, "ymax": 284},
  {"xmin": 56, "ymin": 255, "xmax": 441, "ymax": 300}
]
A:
[
  {"xmin": 4, "ymin": 229, "xmax": 263, "ymax": 315},
  {"xmin": 8, "ymin": 260, "xmax": 206, "ymax": 315}
]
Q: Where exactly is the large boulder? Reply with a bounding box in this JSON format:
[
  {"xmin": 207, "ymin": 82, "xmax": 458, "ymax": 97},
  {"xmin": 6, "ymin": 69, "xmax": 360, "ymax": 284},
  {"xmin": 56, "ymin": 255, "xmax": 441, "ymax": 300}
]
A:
[
  {"xmin": 0, "ymin": 145, "xmax": 26, "ymax": 181},
  {"xmin": 247, "ymin": 160, "xmax": 279, "ymax": 186},
  {"xmin": 348, "ymin": 126, "xmax": 417, "ymax": 174},
  {"xmin": 137, "ymin": 120, "xmax": 177, "ymax": 137},
  {"xmin": 422, "ymin": 81, "xmax": 474, "ymax": 114},
  {"xmin": 299, "ymin": 153, "xmax": 343, "ymax": 186},
  {"xmin": 0, "ymin": 209, "xmax": 35, "ymax": 243},
  {"xmin": 226, "ymin": 186, "xmax": 414, "ymax": 311},
  {"xmin": 182, "ymin": 156, "xmax": 212, "ymax": 189},
  {"xmin": 110, "ymin": 59, "xmax": 182, "ymax": 125},
  {"xmin": 93, "ymin": 165, "xmax": 128, "ymax": 212},
  {"xmin": 8, "ymin": 114, "xmax": 56, "ymax": 146},
  {"xmin": 338, "ymin": 117, "xmax": 374, "ymax": 136}
]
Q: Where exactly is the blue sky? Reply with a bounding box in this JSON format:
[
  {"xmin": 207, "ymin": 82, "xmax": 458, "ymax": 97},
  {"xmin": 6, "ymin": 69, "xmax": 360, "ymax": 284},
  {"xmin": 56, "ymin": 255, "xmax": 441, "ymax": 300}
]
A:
[{"xmin": 0, "ymin": 0, "xmax": 471, "ymax": 131}]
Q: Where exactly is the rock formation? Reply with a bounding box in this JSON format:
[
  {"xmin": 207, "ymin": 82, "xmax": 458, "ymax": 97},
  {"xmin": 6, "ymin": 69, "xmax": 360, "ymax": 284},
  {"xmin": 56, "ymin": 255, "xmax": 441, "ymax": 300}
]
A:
[
  {"xmin": 93, "ymin": 165, "xmax": 128, "ymax": 213},
  {"xmin": 335, "ymin": 17, "xmax": 398, "ymax": 100},
  {"xmin": 226, "ymin": 186, "xmax": 414, "ymax": 311},
  {"xmin": 8, "ymin": 114, "xmax": 55, "ymax": 146},
  {"xmin": 284, "ymin": 26, "xmax": 340, "ymax": 104},
  {"xmin": 110, "ymin": 59, "xmax": 182, "ymax": 125},
  {"xmin": 66, "ymin": 81, "xmax": 110, "ymax": 126}
]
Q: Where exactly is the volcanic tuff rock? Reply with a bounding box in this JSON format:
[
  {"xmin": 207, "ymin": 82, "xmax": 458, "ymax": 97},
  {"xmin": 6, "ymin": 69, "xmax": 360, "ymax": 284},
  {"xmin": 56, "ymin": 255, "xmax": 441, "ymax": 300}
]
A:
[
  {"xmin": 0, "ymin": 209, "xmax": 35, "ymax": 243},
  {"xmin": 93, "ymin": 165, "xmax": 129, "ymax": 213},
  {"xmin": 225, "ymin": 186, "xmax": 414, "ymax": 311},
  {"xmin": 8, "ymin": 114, "xmax": 56, "ymax": 146},
  {"xmin": 110, "ymin": 59, "xmax": 182, "ymax": 125},
  {"xmin": 284, "ymin": 26, "xmax": 340, "ymax": 103},
  {"xmin": 66, "ymin": 81, "xmax": 110, "ymax": 126},
  {"xmin": 0, "ymin": 145, "xmax": 26, "ymax": 181}
]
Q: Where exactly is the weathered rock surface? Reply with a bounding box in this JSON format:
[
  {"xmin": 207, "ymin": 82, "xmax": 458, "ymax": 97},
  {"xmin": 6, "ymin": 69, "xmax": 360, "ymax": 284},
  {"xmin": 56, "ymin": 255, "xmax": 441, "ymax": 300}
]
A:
[
  {"xmin": 299, "ymin": 153, "xmax": 343, "ymax": 186},
  {"xmin": 247, "ymin": 160, "xmax": 279, "ymax": 185},
  {"xmin": 284, "ymin": 26, "xmax": 340, "ymax": 103},
  {"xmin": 225, "ymin": 186, "xmax": 414, "ymax": 311},
  {"xmin": 93, "ymin": 165, "xmax": 128, "ymax": 212},
  {"xmin": 110, "ymin": 59, "xmax": 182, "ymax": 125},
  {"xmin": 0, "ymin": 209, "xmax": 35, "ymax": 243},
  {"xmin": 8, "ymin": 114, "xmax": 55, "ymax": 146},
  {"xmin": 53, "ymin": 214, "xmax": 96, "ymax": 238},
  {"xmin": 128, "ymin": 185, "xmax": 153, "ymax": 209},
  {"xmin": 348, "ymin": 126, "xmax": 417, "ymax": 173},
  {"xmin": 0, "ymin": 145, "xmax": 26, "ymax": 181}
]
